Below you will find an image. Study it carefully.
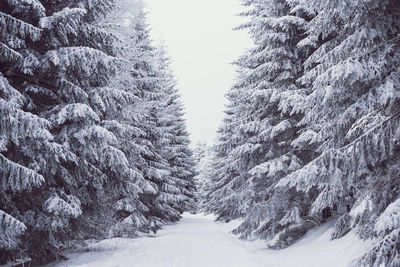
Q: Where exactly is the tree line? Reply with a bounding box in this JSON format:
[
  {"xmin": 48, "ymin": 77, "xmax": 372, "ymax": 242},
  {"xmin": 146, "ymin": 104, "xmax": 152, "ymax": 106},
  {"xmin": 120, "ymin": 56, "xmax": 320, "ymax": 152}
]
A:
[
  {"xmin": 0, "ymin": 0, "xmax": 196, "ymax": 264},
  {"xmin": 201, "ymin": 0, "xmax": 400, "ymax": 266}
]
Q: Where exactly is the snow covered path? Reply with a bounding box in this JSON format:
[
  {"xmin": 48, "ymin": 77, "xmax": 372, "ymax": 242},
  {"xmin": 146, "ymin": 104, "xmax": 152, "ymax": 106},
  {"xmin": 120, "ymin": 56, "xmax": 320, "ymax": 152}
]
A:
[
  {"xmin": 51, "ymin": 213, "xmax": 373, "ymax": 267},
  {"xmin": 52, "ymin": 213, "xmax": 262, "ymax": 267}
]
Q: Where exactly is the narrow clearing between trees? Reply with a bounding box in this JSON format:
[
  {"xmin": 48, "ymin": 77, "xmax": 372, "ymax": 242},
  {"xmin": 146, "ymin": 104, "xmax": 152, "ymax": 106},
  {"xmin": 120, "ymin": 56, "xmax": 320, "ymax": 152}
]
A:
[{"xmin": 51, "ymin": 213, "xmax": 372, "ymax": 267}]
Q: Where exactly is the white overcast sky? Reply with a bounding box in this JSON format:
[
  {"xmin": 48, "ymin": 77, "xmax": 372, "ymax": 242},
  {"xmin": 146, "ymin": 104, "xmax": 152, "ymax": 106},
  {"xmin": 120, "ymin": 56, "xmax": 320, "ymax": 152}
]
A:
[{"xmin": 142, "ymin": 0, "xmax": 251, "ymax": 145}]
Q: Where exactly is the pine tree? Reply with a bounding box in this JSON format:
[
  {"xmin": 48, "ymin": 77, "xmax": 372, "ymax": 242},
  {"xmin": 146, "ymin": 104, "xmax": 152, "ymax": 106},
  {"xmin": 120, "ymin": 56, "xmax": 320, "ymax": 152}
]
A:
[
  {"xmin": 154, "ymin": 43, "xmax": 197, "ymax": 214},
  {"xmin": 108, "ymin": 5, "xmax": 195, "ymax": 229},
  {"xmin": 274, "ymin": 0, "xmax": 400, "ymax": 263},
  {"xmin": 1, "ymin": 1, "xmax": 76, "ymax": 261},
  {"xmin": 205, "ymin": 74, "xmax": 249, "ymax": 221},
  {"xmin": 0, "ymin": 0, "xmax": 134, "ymax": 262},
  {"xmin": 205, "ymin": 1, "xmax": 400, "ymax": 261},
  {"xmin": 0, "ymin": 73, "xmax": 48, "ymax": 255},
  {"xmin": 1, "ymin": 0, "xmax": 198, "ymax": 263},
  {"xmin": 91, "ymin": 1, "xmax": 161, "ymax": 237},
  {"xmin": 206, "ymin": 0, "xmax": 314, "ymax": 241},
  {"xmin": 118, "ymin": 8, "xmax": 182, "ymax": 227},
  {"xmin": 233, "ymin": 0, "xmax": 312, "ymax": 241},
  {"xmin": 193, "ymin": 142, "xmax": 214, "ymax": 211}
]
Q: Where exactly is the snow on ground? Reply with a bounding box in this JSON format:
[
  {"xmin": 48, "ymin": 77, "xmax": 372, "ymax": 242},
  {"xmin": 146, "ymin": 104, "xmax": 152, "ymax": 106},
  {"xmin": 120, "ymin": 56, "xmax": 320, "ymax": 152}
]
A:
[{"xmin": 49, "ymin": 213, "xmax": 374, "ymax": 267}]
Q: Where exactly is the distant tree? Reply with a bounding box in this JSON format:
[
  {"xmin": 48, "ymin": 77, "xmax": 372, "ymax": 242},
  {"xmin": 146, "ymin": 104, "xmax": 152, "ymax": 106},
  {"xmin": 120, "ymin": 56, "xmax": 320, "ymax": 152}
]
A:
[
  {"xmin": 192, "ymin": 142, "xmax": 214, "ymax": 211},
  {"xmin": 106, "ymin": 4, "xmax": 196, "ymax": 230},
  {"xmin": 205, "ymin": 72, "xmax": 249, "ymax": 220},
  {"xmin": 155, "ymin": 43, "xmax": 197, "ymax": 213}
]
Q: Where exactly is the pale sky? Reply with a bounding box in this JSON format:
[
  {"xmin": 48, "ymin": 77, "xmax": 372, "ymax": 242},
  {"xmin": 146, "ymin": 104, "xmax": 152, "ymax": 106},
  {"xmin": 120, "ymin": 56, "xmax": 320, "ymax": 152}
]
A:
[{"xmin": 143, "ymin": 0, "xmax": 251, "ymax": 145}]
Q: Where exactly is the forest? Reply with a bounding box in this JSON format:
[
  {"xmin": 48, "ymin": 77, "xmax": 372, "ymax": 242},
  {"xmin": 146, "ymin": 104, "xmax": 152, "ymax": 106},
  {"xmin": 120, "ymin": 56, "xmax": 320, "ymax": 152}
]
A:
[
  {"xmin": 0, "ymin": 0, "xmax": 196, "ymax": 264},
  {"xmin": 1, "ymin": 0, "xmax": 400, "ymax": 266},
  {"xmin": 199, "ymin": 0, "xmax": 400, "ymax": 266}
]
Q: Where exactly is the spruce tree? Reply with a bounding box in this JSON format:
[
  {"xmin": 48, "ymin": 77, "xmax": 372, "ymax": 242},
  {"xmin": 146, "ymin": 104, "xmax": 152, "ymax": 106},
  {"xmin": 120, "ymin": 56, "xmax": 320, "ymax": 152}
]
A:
[
  {"xmin": 110, "ymin": 5, "xmax": 196, "ymax": 228},
  {"xmin": 1, "ymin": 0, "xmax": 199, "ymax": 263},
  {"xmin": 0, "ymin": 0, "xmax": 132, "ymax": 261},
  {"xmin": 193, "ymin": 142, "xmax": 214, "ymax": 211},
  {"xmin": 154, "ymin": 44, "xmax": 197, "ymax": 214},
  {"xmin": 276, "ymin": 0, "xmax": 400, "ymax": 264},
  {"xmin": 121, "ymin": 8, "xmax": 182, "ymax": 227},
  {"xmin": 205, "ymin": 1, "xmax": 400, "ymax": 261},
  {"xmin": 206, "ymin": 0, "xmax": 313, "ymax": 241},
  {"xmin": 205, "ymin": 73, "xmax": 249, "ymax": 221}
]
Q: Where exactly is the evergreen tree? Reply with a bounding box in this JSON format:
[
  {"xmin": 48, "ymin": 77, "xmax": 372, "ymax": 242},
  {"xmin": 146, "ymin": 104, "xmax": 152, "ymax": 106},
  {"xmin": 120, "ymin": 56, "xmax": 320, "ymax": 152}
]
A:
[
  {"xmin": 206, "ymin": 0, "xmax": 314, "ymax": 241},
  {"xmin": 0, "ymin": 73, "xmax": 49, "ymax": 256},
  {"xmin": 205, "ymin": 72, "xmax": 249, "ymax": 221},
  {"xmin": 27, "ymin": 2, "xmax": 136, "ymax": 259},
  {"xmin": 193, "ymin": 142, "xmax": 214, "ymax": 211},
  {"xmin": 0, "ymin": 0, "xmax": 148, "ymax": 261},
  {"xmin": 83, "ymin": 2, "xmax": 159, "ymax": 237},
  {"xmin": 154, "ymin": 44, "xmax": 197, "ymax": 214},
  {"xmin": 0, "ymin": 0, "xmax": 102, "ymax": 261},
  {"xmin": 233, "ymin": 0, "xmax": 313, "ymax": 241},
  {"xmin": 276, "ymin": 0, "xmax": 400, "ymax": 264},
  {"xmin": 1, "ymin": 0, "xmax": 198, "ymax": 263},
  {"xmin": 205, "ymin": 2, "xmax": 400, "ymax": 263},
  {"xmin": 205, "ymin": 0, "xmax": 400, "ymax": 264},
  {"xmin": 107, "ymin": 3, "xmax": 196, "ymax": 230},
  {"xmin": 120, "ymin": 8, "xmax": 185, "ymax": 227}
]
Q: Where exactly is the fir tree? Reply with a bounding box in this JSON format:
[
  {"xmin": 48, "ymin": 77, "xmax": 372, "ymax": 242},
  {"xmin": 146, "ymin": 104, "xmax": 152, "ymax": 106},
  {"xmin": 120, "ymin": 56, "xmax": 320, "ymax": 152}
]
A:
[
  {"xmin": 108, "ymin": 4, "xmax": 195, "ymax": 229},
  {"xmin": 0, "ymin": 0, "xmax": 132, "ymax": 261},
  {"xmin": 205, "ymin": 1, "xmax": 400, "ymax": 262},
  {"xmin": 205, "ymin": 73, "xmax": 248, "ymax": 221},
  {"xmin": 276, "ymin": 1, "xmax": 400, "ymax": 261},
  {"xmin": 193, "ymin": 142, "xmax": 214, "ymax": 211},
  {"xmin": 265, "ymin": 0, "xmax": 400, "ymax": 263},
  {"xmin": 206, "ymin": 0, "xmax": 313, "ymax": 242},
  {"xmin": 1, "ymin": 0, "xmax": 199, "ymax": 263},
  {"xmin": 154, "ymin": 43, "xmax": 197, "ymax": 214}
]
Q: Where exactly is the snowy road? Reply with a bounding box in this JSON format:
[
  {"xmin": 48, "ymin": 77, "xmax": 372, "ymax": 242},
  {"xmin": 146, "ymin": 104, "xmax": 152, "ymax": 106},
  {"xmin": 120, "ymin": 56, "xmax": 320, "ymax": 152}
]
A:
[
  {"xmin": 51, "ymin": 213, "xmax": 373, "ymax": 267},
  {"xmin": 52, "ymin": 213, "xmax": 262, "ymax": 267}
]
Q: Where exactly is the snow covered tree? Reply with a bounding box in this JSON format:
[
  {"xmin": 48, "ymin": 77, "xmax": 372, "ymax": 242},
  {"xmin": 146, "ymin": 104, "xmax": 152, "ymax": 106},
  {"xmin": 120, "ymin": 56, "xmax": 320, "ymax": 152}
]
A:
[
  {"xmin": 103, "ymin": 3, "xmax": 196, "ymax": 232},
  {"xmin": 0, "ymin": 74, "xmax": 48, "ymax": 258},
  {"xmin": 273, "ymin": 0, "xmax": 400, "ymax": 262},
  {"xmin": 206, "ymin": 0, "xmax": 314, "ymax": 241},
  {"xmin": 113, "ymin": 8, "xmax": 183, "ymax": 227},
  {"xmin": 0, "ymin": 0, "xmax": 138, "ymax": 262},
  {"xmin": 1, "ymin": 0, "xmax": 199, "ymax": 263},
  {"xmin": 193, "ymin": 142, "xmax": 215, "ymax": 211},
  {"xmin": 0, "ymin": 1, "xmax": 83, "ymax": 261},
  {"xmin": 153, "ymin": 43, "xmax": 197, "ymax": 214},
  {"xmin": 204, "ymin": 73, "xmax": 249, "ymax": 221},
  {"xmin": 206, "ymin": 1, "xmax": 400, "ymax": 261},
  {"xmin": 71, "ymin": 1, "xmax": 159, "ymax": 237}
]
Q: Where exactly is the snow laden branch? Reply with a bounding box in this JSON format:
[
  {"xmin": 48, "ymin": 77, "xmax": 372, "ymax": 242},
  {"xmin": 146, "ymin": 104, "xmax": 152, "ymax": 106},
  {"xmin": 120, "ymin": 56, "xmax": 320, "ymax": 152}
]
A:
[
  {"xmin": 277, "ymin": 112, "xmax": 400, "ymax": 213},
  {"xmin": 0, "ymin": 154, "xmax": 44, "ymax": 192},
  {"xmin": 0, "ymin": 11, "xmax": 42, "ymax": 41},
  {"xmin": 0, "ymin": 210, "xmax": 27, "ymax": 250}
]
